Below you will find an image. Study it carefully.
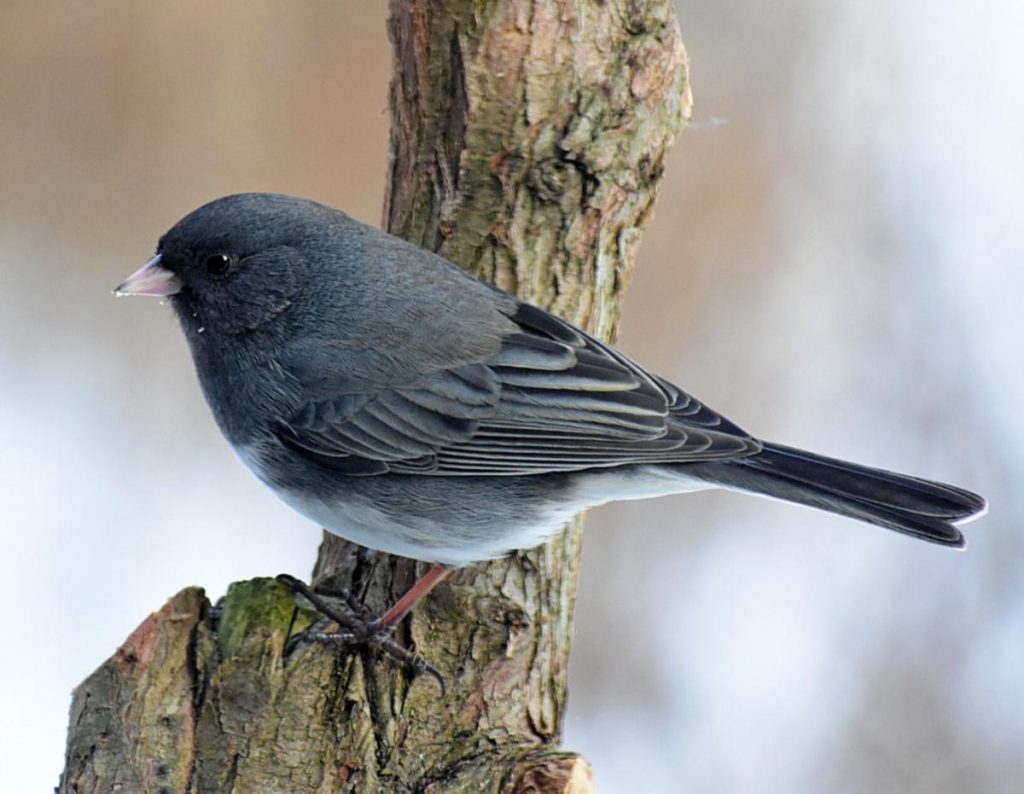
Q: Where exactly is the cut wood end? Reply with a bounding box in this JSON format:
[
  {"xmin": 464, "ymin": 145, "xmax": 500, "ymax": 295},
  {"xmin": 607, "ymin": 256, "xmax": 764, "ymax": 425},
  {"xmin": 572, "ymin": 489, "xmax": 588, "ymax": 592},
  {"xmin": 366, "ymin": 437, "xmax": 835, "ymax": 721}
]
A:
[
  {"xmin": 564, "ymin": 757, "xmax": 595, "ymax": 794},
  {"xmin": 113, "ymin": 586, "xmax": 206, "ymax": 669},
  {"xmin": 505, "ymin": 753, "xmax": 595, "ymax": 794}
]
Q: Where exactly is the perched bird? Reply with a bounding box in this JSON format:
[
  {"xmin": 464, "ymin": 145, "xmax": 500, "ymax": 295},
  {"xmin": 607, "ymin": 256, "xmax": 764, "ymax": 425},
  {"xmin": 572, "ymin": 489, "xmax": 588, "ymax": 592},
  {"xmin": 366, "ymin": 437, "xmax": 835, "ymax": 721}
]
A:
[{"xmin": 116, "ymin": 193, "xmax": 986, "ymax": 633}]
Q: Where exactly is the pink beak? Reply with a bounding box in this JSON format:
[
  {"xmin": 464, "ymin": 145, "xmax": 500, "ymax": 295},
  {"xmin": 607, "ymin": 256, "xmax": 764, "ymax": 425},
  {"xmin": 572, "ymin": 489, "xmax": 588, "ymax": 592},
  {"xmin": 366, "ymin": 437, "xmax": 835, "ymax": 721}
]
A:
[{"xmin": 114, "ymin": 254, "xmax": 183, "ymax": 297}]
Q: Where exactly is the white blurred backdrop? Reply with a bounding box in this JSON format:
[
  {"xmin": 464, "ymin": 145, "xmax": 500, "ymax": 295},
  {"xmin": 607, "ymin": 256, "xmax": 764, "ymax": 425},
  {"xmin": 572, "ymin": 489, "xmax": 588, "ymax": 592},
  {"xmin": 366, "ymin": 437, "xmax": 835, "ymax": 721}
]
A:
[{"xmin": 1, "ymin": 3, "xmax": 1020, "ymax": 792}]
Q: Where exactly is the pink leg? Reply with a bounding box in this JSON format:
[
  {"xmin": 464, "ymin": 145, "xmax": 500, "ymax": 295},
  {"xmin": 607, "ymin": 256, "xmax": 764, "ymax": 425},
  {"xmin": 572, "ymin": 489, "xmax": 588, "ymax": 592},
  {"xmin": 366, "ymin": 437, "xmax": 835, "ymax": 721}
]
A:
[{"xmin": 377, "ymin": 565, "xmax": 452, "ymax": 629}]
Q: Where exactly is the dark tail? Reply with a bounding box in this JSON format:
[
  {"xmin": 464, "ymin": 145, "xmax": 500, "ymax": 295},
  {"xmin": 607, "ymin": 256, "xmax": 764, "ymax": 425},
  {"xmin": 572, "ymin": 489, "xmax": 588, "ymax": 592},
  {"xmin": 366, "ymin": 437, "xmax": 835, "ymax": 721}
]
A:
[{"xmin": 692, "ymin": 442, "xmax": 987, "ymax": 548}]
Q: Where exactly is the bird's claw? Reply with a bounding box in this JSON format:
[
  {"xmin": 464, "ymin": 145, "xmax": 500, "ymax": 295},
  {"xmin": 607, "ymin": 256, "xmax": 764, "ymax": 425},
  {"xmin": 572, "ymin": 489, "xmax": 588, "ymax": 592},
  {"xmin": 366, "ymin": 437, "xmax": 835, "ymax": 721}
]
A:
[{"xmin": 276, "ymin": 573, "xmax": 445, "ymax": 691}]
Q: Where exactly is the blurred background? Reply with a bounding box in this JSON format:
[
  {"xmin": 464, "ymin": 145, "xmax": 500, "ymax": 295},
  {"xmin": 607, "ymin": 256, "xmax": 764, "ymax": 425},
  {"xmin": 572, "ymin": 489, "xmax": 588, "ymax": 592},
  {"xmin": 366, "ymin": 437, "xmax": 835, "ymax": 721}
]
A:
[{"xmin": 2, "ymin": 2, "xmax": 1020, "ymax": 791}]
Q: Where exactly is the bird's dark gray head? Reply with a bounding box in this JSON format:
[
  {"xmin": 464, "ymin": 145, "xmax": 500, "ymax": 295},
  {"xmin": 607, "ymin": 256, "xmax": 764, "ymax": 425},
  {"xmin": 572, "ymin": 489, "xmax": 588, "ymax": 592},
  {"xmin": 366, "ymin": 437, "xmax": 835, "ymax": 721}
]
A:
[
  {"xmin": 118, "ymin": 193, "xmax": 346, "ymax": 337},
  {"xmin": 162, "ymin": 193, "xmax": 344, "ymax": 336}
]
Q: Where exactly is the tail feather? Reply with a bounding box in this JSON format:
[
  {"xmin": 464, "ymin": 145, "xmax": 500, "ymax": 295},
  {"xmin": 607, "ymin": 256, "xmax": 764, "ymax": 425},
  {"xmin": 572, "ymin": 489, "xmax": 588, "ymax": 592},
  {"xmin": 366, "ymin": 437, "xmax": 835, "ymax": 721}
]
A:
[{"xmin": 691, "ymin": 442, "xmax": 986, "ymax": 548}]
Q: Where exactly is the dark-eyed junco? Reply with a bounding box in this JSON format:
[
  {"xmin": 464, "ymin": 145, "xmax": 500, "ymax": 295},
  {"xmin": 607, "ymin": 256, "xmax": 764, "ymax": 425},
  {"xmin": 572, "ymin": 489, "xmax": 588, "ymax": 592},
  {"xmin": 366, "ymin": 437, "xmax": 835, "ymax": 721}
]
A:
[{"xmin": 116, "ymin": 193, "xmax": 986, "ymax": 631}]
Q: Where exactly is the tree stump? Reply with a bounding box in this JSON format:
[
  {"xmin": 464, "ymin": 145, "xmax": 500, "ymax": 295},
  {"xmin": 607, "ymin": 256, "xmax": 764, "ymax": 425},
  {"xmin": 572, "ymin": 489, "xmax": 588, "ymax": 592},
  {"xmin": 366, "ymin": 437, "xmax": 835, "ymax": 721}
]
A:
[{"xmin": 60, "ymin": 2, "xmax": 690, "ymax": 791}]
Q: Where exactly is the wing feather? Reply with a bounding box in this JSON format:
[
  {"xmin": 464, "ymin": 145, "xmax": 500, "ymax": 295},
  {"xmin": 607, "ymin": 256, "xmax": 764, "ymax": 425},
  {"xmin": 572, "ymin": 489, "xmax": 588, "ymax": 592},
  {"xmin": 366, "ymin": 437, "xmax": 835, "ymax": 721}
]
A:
[{"xmin": 276, "ymin": 301, "xmax": 760, "ymax": 475}]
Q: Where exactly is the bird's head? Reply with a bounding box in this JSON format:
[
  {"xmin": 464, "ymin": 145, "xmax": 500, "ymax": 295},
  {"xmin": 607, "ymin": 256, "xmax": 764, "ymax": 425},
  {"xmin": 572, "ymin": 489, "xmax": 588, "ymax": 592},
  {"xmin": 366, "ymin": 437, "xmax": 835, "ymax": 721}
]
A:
[{"xmin": 115, "ymin": 193, "xmax": 333, "ymax": 338}]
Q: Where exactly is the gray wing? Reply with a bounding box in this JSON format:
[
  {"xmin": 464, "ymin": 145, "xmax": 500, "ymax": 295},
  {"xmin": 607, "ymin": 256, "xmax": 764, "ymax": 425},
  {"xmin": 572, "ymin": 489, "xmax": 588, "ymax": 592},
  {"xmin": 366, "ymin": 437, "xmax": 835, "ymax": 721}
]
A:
[{"xmin": 276, "ymin": 303, "xmax": 761, "ymax": 476}]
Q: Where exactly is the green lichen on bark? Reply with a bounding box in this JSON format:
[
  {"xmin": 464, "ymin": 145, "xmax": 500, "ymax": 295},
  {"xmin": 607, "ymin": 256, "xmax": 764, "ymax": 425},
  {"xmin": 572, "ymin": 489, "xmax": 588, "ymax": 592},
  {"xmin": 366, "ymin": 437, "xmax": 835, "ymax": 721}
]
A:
[{"xmin": 215, "ymin": 576, "xmax": 312, "ymax": 659}]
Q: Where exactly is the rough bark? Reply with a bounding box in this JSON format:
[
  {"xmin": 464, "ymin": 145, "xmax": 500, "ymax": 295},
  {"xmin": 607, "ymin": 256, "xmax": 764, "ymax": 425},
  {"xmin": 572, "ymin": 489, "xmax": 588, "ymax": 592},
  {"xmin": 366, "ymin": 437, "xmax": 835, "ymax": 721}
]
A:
[{"xmin": 60, "ymin": 1, "xmax": 690, "ymax": 791}]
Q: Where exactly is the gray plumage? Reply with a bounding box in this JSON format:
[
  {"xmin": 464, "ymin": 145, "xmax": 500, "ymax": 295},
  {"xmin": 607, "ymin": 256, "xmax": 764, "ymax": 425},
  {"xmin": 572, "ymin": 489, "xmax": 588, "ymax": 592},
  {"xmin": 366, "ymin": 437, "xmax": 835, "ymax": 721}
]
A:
[{"xmin": 118, "ymin": 193, "xmax": 986, "ymax": 565}]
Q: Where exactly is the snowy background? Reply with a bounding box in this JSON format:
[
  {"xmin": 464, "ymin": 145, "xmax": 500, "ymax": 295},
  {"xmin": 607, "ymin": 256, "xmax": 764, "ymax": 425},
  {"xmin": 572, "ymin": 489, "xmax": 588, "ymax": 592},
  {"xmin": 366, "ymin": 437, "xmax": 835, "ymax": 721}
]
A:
[{"xmin": 1, "ymin": 3, "xmax": 1020, "ymax": 792}]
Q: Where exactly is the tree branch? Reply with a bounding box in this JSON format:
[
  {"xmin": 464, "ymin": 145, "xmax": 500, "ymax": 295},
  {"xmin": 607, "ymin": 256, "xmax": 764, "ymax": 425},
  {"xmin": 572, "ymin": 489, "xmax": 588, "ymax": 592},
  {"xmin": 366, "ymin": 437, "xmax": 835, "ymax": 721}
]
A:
[{"xmin": 60, "ymin": 2, "xmax": 689, "ymax": 791}]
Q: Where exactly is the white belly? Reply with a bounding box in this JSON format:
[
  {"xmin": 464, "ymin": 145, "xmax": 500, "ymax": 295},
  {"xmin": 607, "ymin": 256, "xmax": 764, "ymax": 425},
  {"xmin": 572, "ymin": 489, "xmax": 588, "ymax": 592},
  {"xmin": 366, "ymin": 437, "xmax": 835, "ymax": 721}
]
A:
[{"xmin": 237, "ymin": 442, "xmax": 715, "ymax": 566}]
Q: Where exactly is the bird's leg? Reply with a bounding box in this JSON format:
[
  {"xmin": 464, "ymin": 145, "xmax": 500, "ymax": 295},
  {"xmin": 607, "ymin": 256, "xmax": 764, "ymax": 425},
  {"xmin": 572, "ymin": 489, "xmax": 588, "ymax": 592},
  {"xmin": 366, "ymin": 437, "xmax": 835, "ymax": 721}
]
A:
[
  {"xmin": 276, "ymin": 566, "xmax": 452, "ymax": 689},
  {"xmin": 375, "ymin": 564, "xmax": 452, "ymax": 628}
]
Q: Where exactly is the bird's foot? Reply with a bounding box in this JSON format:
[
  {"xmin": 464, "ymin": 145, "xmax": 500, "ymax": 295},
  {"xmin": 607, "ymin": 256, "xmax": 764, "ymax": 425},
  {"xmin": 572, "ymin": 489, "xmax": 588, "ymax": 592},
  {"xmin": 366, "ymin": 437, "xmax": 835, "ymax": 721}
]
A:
[{"xmin": 276, "ymin": 573, "xmax": 445, "ymax": 691}]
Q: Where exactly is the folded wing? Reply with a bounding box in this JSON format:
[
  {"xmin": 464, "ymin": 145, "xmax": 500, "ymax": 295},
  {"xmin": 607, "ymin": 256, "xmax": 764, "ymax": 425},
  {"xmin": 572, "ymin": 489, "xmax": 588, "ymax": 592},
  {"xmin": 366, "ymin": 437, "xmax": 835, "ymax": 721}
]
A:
[{"xmin": 277, "ymin": 303, "xmax": 761, "ymax": 475}]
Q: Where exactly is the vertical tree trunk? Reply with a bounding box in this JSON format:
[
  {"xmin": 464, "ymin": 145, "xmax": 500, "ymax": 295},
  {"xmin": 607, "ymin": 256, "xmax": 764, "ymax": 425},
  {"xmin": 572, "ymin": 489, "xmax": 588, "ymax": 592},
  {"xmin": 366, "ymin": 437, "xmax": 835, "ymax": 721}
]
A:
[{"xmin": 60, "ymin": 2, "xmax": 690, "ymax": 791}]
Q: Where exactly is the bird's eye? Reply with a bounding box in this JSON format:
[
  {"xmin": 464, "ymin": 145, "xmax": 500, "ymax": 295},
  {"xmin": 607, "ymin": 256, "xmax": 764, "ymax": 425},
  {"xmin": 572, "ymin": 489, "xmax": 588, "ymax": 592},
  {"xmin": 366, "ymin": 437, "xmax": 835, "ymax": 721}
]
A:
[{"xmin": 204, "ymin": 253, "xmax": 232, "ymax": 277}]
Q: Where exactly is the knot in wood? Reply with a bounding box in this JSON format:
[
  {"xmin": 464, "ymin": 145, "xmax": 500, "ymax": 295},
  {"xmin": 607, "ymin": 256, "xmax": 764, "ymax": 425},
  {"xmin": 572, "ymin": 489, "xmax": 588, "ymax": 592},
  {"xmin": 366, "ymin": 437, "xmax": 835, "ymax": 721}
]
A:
[{"xmin": 530, "ymin": 157, "xmax": 579, "ymax": 203}]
